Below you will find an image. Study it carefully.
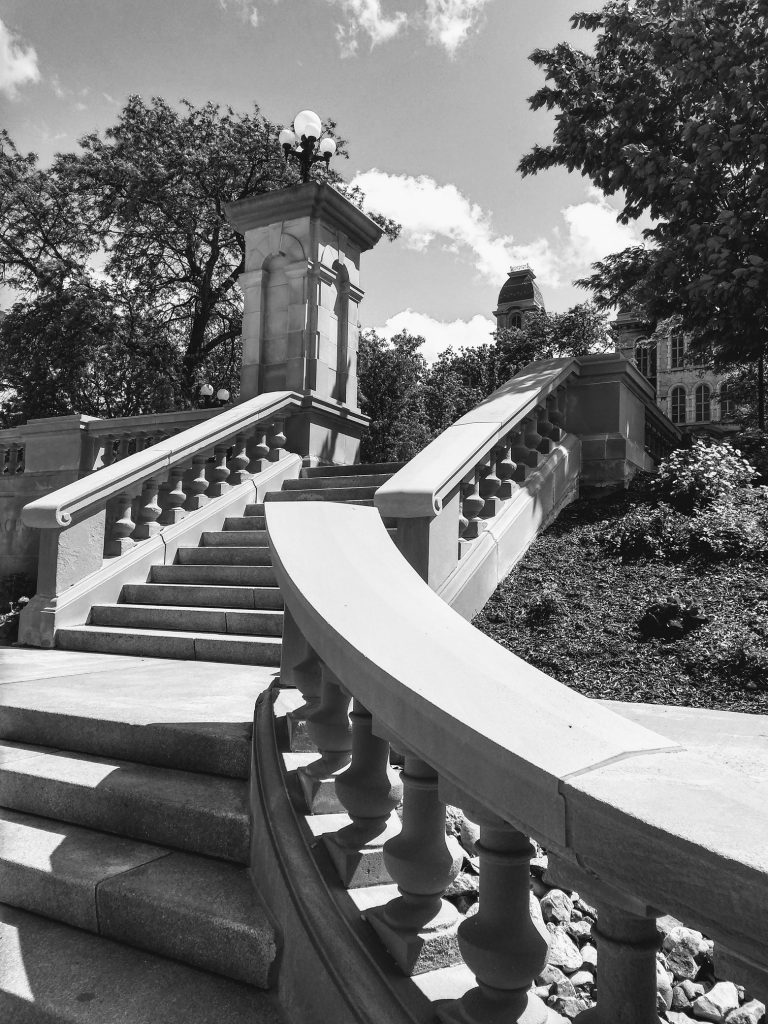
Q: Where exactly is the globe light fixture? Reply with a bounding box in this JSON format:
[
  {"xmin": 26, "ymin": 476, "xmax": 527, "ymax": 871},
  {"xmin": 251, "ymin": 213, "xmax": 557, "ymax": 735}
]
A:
[
  {"xmin": 279, "ymin": 109, "xmax": 336, "ymax": 183},
  {"xmin": 199, "ymin": 383, "xmax": 214, "ymax": 398},
  {"xmin": 216, "ymin": 388, "xmax": 230, "ymax": 403}
]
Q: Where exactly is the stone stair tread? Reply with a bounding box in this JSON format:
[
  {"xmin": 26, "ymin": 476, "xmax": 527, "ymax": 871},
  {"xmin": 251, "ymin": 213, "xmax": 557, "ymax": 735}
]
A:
[
  {"xmin": 176, "ymin": 546, "xmax": 273, "ymax": 566},
  {"xmin": 300, "ymin": 461, "xmax": 405, "ymax": 478},
  {"xmin": 264, "ymin": 485, "xmax": 377, "ymax": 502},
  {"xmin": 282, "ymin": 473, "xmax": 392, "ymax": 490},
  {"xmin": 226, "ymin": 515, "xmax": 267, "ymax": 529},
  {"xmin": 0, "ymin": 661, "xmax": 274, "ymax": 777},
  {"xmin": 57, "ymin": 626, "xmax": 281, "ymax": 666},
  {"xmin": 122, "ymin": 583, "xmax": 283, "ymax": 610},
  {"xmin": 203, "ymin": 529, "xmax": 268, "ymax": 545},
  {"xmin": 91, "ymin": 604, "xmax": 283, "ymax": 637},
  {"xmin": 0, "ymin": 903, "xmax": 285, "ymax": 1024},
  {"xmin": 0, "ymin": 808, "xmax": 276, "ymax": 987},
  {"xmin": 150, "ymin": 563, "xmax": 277, "ymax": 584},
  {"xmin": 0, "ymin": 741, "xmax": 250, "ymax": 863}
]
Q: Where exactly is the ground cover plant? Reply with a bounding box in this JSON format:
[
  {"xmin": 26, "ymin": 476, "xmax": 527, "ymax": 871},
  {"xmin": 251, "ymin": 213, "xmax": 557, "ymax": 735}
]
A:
[{"xmin": 474, "ymin": 441, "xmax": 768, "ymax": 713}]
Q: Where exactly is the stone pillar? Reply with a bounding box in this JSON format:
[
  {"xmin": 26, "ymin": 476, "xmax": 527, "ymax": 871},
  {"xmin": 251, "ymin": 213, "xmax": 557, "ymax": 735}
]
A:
[{"xmin": 225, "ymin": 182, "xmax": 379, "ymax": 466}]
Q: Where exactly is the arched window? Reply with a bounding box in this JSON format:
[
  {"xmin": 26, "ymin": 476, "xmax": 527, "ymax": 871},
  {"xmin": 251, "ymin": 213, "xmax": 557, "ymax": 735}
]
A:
[
  {"xmin": 719, "ymin": 383, "xmax": 734, "ymax": 420},
  {"xmin": 670, "ymin": 330, "xmax": 685, "ymax": 369},
  {"xmin": 670, "ymin": 386, "xmax": 686, "ymax": 424},
  {"xmin": 508, "ymin": 311, "xmax": 522, "ymax": 329},
  {"xmin": 635, "ymin": 338, "xmax": 657, "ymax": 389},
  {"xmin": 695, "ymin": 383, "xmax": 711, "ymax": 422}
]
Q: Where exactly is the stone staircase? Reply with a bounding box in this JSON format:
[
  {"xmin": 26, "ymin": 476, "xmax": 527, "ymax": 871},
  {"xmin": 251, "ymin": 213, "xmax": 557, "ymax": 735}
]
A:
[
  {"xmin": 55, "ymin": 462, "xmax": 402, "ymax": 664},
  {"xmin": 0, "ymin": 462, "xmax": 402, "ymax": 1023}
]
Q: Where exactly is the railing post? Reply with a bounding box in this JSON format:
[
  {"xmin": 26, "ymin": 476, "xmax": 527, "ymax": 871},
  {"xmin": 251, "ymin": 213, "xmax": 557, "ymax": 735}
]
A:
[
  {"xmin": 461, "ymin": 465, "xmax": 486, "ymax": 540},
  {"xmin": 324, "ymin": 699, "xmax": 403, "ymax": 888},
  {"xmin": 228, "ymin": 431, "xmax": 251, "ymax": 486},
  {"xmin": 297, "ymin": 664, "xmax": 352, "ymax": 813},
  {"xmin": 267, "ymin": 418, "xmax": 287, "ymax": 461},
  {"xmin": 246, "ymin": 424, "xmax": 271, "ymax": 475},
  {"xmin": 185, "ymin": 454, "xmax": 210, "ymax": 511},
  {"xmin": 159, "ymin": 467, "xmax": 187, "ymax": 526},
  {"xmin": 132, "ymin": 477, "xmax": 163, "ymax": 541},
  {"xmin": 574, "ymin": 905, "xmax": 659, "ymax": 1024},
  {"xmin": 366, "ymin": 754, "xmax": 462, "ymax": 975},
  {"xmin": 106, "ymin": 493, "xmax": 137, "ymax": 556},
  {"xmin": 207, "ymin": 445, "xmax": 231, "ymax": 498},
  {"xmin": 437, "ymin": 803, "xmax": 550, "ymax": 1024}
]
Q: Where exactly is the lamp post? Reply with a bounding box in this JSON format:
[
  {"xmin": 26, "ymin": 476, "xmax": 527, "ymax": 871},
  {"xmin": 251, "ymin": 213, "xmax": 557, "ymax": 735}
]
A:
[
  {"xmin": 278, "ymin": 109, "xmax": 337, "ymax": 183},
  {"xmin": 198, "ymin": 383, "xmax": 230, "ymax": 408}
]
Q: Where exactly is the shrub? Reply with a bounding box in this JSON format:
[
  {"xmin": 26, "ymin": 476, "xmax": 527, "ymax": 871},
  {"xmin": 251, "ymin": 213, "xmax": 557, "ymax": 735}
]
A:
[
  {"xmin": 603, "ymin": 503, "xmax": 688, "ymax": 561},
  {"xmin": 655, "ymin": 440, "xmax": 755, "ymax": 512},
  {"xmin": 689, "ymin": 495, "xmax": 768, "ymax": 561},
  {"xmin": 685, "ymin": 622, "xmax": 768, "ymax": 692},
  {"xmin": 731, "ymin": 429, "xmax": 768, "ymax": 485},
  {"xmin": 524, "ymin": 585, "xmax": 565, "ymax": 625}
]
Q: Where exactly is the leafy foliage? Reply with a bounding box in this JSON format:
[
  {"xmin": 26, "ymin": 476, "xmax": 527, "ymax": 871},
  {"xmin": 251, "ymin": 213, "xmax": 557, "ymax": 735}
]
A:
[
  {"xmin": 655, "ymin": 439, "xmax": 755, "ymax": 511},
  {"xmin": 519, "ymin": 0, "xmax": 768, "ymax": 421}
]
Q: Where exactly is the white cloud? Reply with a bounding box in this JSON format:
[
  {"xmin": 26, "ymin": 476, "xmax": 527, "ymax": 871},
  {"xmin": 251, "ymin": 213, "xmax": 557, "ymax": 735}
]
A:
[
  {"xmin": 326, "ymin": 0, "xmax": 407, "ymax": 56},
  {"xmin": 0, "ymin": 18, "xmax": 40, "ymax": 99},
  {"xmin": 351, "ymin": 169, "xmax": 549, "ymax": 284},
  {"xmin": 218, "ymin": 0, "xmax": 260, "ymax": 28},
  {"xmin": 423, "ymin": 0, "xmax": 493, "ymax": 55},
  {"xmin": 353, "ymin": 170, "xmax": 648, "ymax": 290},
  {"xmin": 373, "ymin": 309, "xmax": 495, "ymax": 363}
]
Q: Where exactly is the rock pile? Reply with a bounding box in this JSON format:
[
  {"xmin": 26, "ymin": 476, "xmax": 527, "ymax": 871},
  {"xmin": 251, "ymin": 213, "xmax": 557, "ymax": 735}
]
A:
[{"xmin": 445, "ymin": 815, "xmax": 765, "ymax": 1024}]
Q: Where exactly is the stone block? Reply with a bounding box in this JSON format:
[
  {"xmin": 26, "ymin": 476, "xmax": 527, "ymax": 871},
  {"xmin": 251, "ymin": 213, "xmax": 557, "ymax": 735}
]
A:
[{"xmin": 365, "ymin": 901, "xmax": 462, "ymax": 976}]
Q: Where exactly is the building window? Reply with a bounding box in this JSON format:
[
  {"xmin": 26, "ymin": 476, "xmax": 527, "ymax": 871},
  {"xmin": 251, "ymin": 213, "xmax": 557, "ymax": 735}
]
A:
[
  {"xmin": 508, "ymin": 311, "xmax": 522, "ymax": 329},
  {"xmin": 635, "ymin": 338, "xmax": 657, "ymax": 389},
  {"xmin": 719, "ymin": 383, "xmax": 734, "ymax": 420},
  {"xmin": 695, "ymin": 383, "xmax": 711, "ymax": 422},
  {"xmin": 670, "ymin": 386, "xmax": 686, "ymax": 424},
  {"xmin": 670, "ymin": 330, "xmax": 685, "ymax": 369}
]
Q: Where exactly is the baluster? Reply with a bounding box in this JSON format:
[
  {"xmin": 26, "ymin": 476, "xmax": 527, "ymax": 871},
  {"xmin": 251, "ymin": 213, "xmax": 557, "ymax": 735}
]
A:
[
  {"xmin": 573, "ymin": 904, "xmax": 659, "ymax": 1024},
  {"xmin": 495, "ymin": 436, "xmax": 518, "ymax": 499},
  {"xmin": 535, "ymin": 403, "xmax": 557, "ymax": 447},
  {"xmin": 185, "ymin": 454, "xmax": 210, "ymax": 511},
  {"xmin": 228, "ymin": 432, "xmax": 251, "ymax": 486},
  {"xmin": 267, "ymin": 417, "xmax": 287, "ymax": 461},
  {"xmin": 297, "ymin": 664, "xmax": 352, "ymax": 814},
  {"xmin": 159, "ymin": 466, "xmax": 187, "ymax": 526},
  {"xmin": 438, "ymin": 809, "xmax": 550, "ymax": 1024},
  {"xmin": 133, "ymin": 477, "xmax": 163, "ymax": 540},
  {"xmin": 106, "ymin": 493, "xmax": 137, "ymax": 556},
  {"xmin": 100, "ymin": 435, "xmax": 116, "ymax": 468},
  {"xmin": 367, "ymin": 754, "xmax": 463, "ymax": 974},
  {"xmin": 207, "ymin": 444, "xmax": 231, "ymax": 498},
  {"xmin": 118, "ymin": 435, "xmax": 132, "ymax": 462},
  {"xmin": 286, "ymin": 643, "xmax": 324, "ymax": 752},
  {"xmin": 546, "ymin": 393, "xmax": 565, "ymax": 440},
  {"xmin": 526, "ymin": 411, "xmax": 551, "ymax": 454},
  {"xmin": 510, "ymin": 425, "xmax": 538, "ymax": 475},
  {"xmin": 7, "ymin": 443, "xmax": 19, "ymax": 476},
  {"xmin": 461, "ymin": 466, "xmax": 486, "ymax": 540},
  {"xmin": 15, "ymin": 445, "xmax": 25, "ymax": 474},
  {"xmin": 325, "ymin": 699, "xmax": 403, "ymax": 888},
  {"xmin": 479, "ymin": 449, "xmax": 502, "ymax": 518},
  {"xmin": 247, "ymin": 424, "xmax": 271, "ymax": 475},
  {"xmin": 0, "ymin": 445, "xmax": 6, "ymax": 475}
]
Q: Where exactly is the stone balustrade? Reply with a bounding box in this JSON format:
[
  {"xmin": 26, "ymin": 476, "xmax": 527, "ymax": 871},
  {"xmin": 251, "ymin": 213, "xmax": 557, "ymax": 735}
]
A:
[
  {"xmin": 265, "ymin": 501, "xmax": 768, "ymax": 1023},
  {"xmin": 0, "ymin": 432, "xmax": 26, "ymax": 476},
  {"xmin": 19, "ymin": 391, "xmax": 302, "ymax": 646}
]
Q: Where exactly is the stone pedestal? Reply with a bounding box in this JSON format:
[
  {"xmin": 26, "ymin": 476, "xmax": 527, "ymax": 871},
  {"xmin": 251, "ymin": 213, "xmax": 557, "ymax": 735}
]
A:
[{"xmin": 225, "ymin": 183, "xmax": 381, "ymax": 466}]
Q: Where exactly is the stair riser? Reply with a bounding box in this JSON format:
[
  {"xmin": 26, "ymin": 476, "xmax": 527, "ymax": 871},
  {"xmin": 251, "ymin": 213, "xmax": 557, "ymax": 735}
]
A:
[
  {"xmin": 57, "ymin": 628, "xmax": 282, "ymax": 666},
  {"xmin": 122, "ymin": 583, "xmax": 283, "ymax": 610},
  {"xmin": 203, "ymin": 530, "xmax": 268, "ymax": 546},
  {"xmin": 283, "ymin": 473, "xmax": 392, "ymax": 490},
  {"xmin": 0, "ymin": 707, "xmax": 251, "ymax": 779},
  {"xmin": 0, "ymin": 773, "xmax": 249, "ymax": 864},
  {"xmin": 177, "ymin": 547, "xmax": 273, "ymax": 566},
  {"xmin": 90, "ymin": 606, "xmax": 283, "ymax": 637},
  {"xmin": 265, "ymin": 487, "xmax": 377, "ymax": 502},
  {"xmin": 300, "ymin": 461, "xmax": 405, "ymax": 478},
  {"xmin": 150, "ymin": 565, "xmax": 278, "ymax": 586}
]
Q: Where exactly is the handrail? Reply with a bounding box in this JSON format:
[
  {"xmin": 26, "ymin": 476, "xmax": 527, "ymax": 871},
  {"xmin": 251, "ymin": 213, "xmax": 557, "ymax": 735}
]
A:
[
  {"xmin": 375, "ymin": 358, "xmax": 576, "ymax": 519},
  {"xmin": 22, "ymin": 391, "xmax": 301, "ymax": 528},
  {"xmin": 266, "ymin": 501, "xmax": 768, "ymax": 1010}
]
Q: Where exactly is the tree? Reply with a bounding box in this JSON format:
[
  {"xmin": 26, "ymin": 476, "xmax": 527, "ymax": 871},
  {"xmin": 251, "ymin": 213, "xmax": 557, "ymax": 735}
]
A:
[
  {"xmin": 0, "ymin": 97, "xmax": 399, "ymax": 418},
  {"xmin": 519, "ymin": 0, "xmax": 768, "ymax": 427},
  {"xmin": 357, "ymin": 330, "xmax": 431, "ymax": 463}
]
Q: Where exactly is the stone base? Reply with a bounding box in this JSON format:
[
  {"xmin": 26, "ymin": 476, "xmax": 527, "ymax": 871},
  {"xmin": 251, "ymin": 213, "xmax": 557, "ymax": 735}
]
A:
[
  {"xmin": 436, "ymin": 985, "xmax": 550, "ymax": 1024},
  {"xmin": 286, "ymin": 712, "xmax": 316, "ymax": 753},
  {"xmin": 323, "ymin": 834, "xmax": 393, "ymax": 889},
  {"xmin": 297, "ymin": 765, "xmax": 345, "ymax": 814},
  {"xmin": 365, "ymin": 901, "xmax": 462, "ymax": 976}
]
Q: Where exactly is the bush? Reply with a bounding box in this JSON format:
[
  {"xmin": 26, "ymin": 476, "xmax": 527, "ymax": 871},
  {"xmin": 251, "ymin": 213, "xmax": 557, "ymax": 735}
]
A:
[
  {"xmin": 731, "ymin": 429, "xmax": 768, "ymax": 485},
  {"xmin": 655, "ymin": 439, "xmax": 755, "ymax": 512},
  {"xmin": 603, "ymin": 503, "xmax": 689, "ymax": 561},
  {"xmin": 689, "ymin": 494, "xmax": 768, "ymax": 560},
  {"xmin": 685, "ymin": 622, "xmax": 768, "ymax": 692},
  {"xmin": 524, "ymin": 585, "xmax": 565, "ymax": 625}
]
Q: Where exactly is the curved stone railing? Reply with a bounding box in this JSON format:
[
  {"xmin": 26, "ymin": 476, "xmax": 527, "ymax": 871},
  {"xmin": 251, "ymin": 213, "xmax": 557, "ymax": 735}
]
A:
[
  {"xmin": 19, "ymin": 391, "xmax": 305, "ymax": 646},
  {"xmin": 266, "ymin": 501, "xmax": 768, "ymax": 1023}
]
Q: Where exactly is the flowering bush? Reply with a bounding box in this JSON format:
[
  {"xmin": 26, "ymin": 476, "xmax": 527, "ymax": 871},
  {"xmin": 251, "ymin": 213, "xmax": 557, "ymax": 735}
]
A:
[
  {"xmin": 689, "ymin": 494, "xmax": 768, "ymax": 560},
  {"xmin": 655, "ymin": 440, "xmax": 755, "ymax": 512}
]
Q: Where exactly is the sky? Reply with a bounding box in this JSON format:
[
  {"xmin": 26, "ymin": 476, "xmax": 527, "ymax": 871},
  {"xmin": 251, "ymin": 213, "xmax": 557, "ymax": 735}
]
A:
[{"xmin": 0, "ymin": 0, "xmax": 645, "ymax": 361}]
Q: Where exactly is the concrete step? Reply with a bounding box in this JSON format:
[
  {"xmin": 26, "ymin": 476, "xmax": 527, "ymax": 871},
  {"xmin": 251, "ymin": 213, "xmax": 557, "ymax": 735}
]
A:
[
  {"xmin": 91, "ymin": 604, "xmax": 283, "ymax": 637},
  {"xmin": 264, "ymin": 485, "xmax": 377, "ymax": 503},
  {"xmin": 123, "ymin": 582, "xmax": 283, "ymax": 611},
  {"xmin": 150, "ymin": 564, "xmax": 278, "ymax": 586},
  {"xmin": 203, "ymin": 529, "xmax": 268, "ymax": 546},
  {"xmin": 0, "ymin": 741, "xmax": 250, "ymax": 863},
  {"xmin": 226, "ymin": 515, "xmax": 266, "ymax": 530},
  {"xmin": 282, "ymin": 473, "xmax": 392, "ymax": 491},
  {"xmin": 0, "ymin": 904, "xmax": 284, "ymax": 1024},
  {"xmin": 57, "ymin": 625, "xmax": 281, "ymax": 666},
  {"xmin": 0, "ymin": 809, "xmax": 277, "ymax": 987},
  {"xmin": 243, "ymin": 503, "xmax": 265, "ymax": 517},
  {"xmin": 300, "ymin": 461, "xmax": 405, "ymax": 478},
  {"xmin": 0, "ymin": 661, "xmax": 275, "ymax": 778},
  {"xmin": 177, "ymin": 546, "xmax": 272, "ymax": 566}
]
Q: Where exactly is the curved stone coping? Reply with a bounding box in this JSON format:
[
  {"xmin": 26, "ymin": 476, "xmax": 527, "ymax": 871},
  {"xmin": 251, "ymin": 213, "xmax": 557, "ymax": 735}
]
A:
[
  {"xmin": 374, "ymin": 358, "xmax": 576, "ymax": 519},
  {"xmin": 22, "ymin": 391, "xmax": 300, "ymax": 529},
  {"xmin": 267, "ymin": 502, "xmax": 768, "ymax": 980},
  {"xmin": 265, "ymin": 501, "xmax": 677, "ymax": 849}
]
